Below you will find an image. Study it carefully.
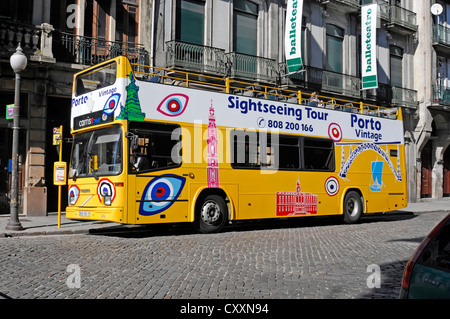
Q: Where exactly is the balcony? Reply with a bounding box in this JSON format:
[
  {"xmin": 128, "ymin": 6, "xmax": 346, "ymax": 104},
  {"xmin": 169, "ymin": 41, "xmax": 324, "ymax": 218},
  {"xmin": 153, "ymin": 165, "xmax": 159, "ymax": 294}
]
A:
[
  {"xmin": 225, "ymin": 52, "xmax": 277, "ymax": 83},
  {"xmin": 280, "ymin": 63, "xmax": 418, "ymax": 108},
  {"xmin": 391, "ymin": 86, "xmax": 418, "ymax": 109},
  {"xmin": 319, "ymin": 0, "xmax": 360, "ymax": 13},
  {"xmin": 433, "ymin": 24, "xmax": 450, "ymax": 56},
  {"xmin": 0, "ymin": 20, "xmax": 55, "ymax": 63},
  {"xmin": 432, "ymin": 85, "xmax": 450, "ymax": 107},
  {"xmin": 335, "ymin": 0, "xmax": 360, "ymax": 7},
  {"xmin": 166, "ymin": 40, "xmax": 226, "ymax": 76},
  {"xmin": 53, "ymin": 31, "xmax": 147, "ymax": 66},
  {"xmin": 280, "ymin": 64, "xmax": 361, "ymax": 98},
  {"xmin": 165, "ymin": 40, "xmax": 278, "ymax": 83},
  {"xmin": 322, "ymin": 70, "xmax": 361, "ymax": 98},
  {"xmin": 379, "ymin": 2, "xmax": 418, "ymax": 35}
]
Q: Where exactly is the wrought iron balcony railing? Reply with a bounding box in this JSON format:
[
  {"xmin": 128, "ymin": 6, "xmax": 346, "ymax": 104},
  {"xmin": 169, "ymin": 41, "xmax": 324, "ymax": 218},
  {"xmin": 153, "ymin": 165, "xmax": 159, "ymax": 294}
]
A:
[
  {"xmin": 390, "ymin": 5, "xmax": 417, "ymax": 32},
  {"xmin": 225, "ymin": 52, "xmax": 277, "ymax": 83},
  {"xmin": 378, "ymin": 2, "xmax": 418, "ymax": 33},
  {"xmin": 53, "ymin": 31, "xmax": 147, "ymax": 66},
  {"xmin": 165, "ymin": 40, "xmax": 277, "ymax": 83},
  {"xmin": 280, "ymin": 63, "xmax": 361, "ymax": 98},
  {"xmin": 391, "ymin": 86, "xmax": 418, "ymax": 109},
  {"xmin": 322, "ymin": 70, "xmax": 361, "ymax": 98},
  {"xmin": 320, "ymin": 0, "xmax": 360, "ymax": 9},
  {"xmin": 434, "ymin": 24, "xmax": 450, "ymax": 47},
  {"xmin": 433, "ymin": 85, "xmax": 450, "ymax": 106},
  {"xmin": 166, "ymin": 40, "xmax": 227, "ymax": 76},
  {"xmin": 279, "ymin": 63, "xmax": 418, "ymax": 108}
]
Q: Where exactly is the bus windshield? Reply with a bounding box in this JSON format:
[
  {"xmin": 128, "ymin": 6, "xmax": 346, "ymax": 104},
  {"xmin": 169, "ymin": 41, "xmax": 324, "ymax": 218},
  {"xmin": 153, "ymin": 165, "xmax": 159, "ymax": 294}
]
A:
[
  {"xmin": 69, "ymin": 126, "xmax": 122, "ymax": 179},
  {"xmin": 75, "ymin": 61, "xmax": 117, "ymax": 96}
]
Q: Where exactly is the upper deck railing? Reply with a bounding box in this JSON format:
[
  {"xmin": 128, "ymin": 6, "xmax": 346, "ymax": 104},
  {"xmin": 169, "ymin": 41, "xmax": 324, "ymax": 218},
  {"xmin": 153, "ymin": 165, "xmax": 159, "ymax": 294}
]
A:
[{"xmin": 131, "ymin": 62, "xmax": 400, "ymax": 120}]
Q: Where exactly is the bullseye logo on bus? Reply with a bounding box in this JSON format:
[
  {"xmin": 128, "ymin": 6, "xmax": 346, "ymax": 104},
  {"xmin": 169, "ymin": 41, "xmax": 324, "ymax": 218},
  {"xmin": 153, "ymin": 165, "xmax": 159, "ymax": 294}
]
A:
[
  {"xmin": 139, "ymin": 175, "xmax": 186, "ymax": 216},
  {"xmin": 328, "ymin": 123, "xmax": 342, "ymax": 142},
  {"xmin": 157, "ymin": 94, "xmax": 189, "ymax": 117},
  {"xmin": 325, "ymin": 176, "xmax": 340, "ymax": 196},
  {"xmin": 97, "ymin": 178, "xmax": 116, "ymax": 204}
]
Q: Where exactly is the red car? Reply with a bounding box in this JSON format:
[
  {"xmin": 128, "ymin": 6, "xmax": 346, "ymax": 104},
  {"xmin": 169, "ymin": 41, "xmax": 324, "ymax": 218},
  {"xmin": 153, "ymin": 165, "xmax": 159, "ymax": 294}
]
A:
[{"xmin": 400, "ymin": 213, "xmax": 450, "ymax": 299}]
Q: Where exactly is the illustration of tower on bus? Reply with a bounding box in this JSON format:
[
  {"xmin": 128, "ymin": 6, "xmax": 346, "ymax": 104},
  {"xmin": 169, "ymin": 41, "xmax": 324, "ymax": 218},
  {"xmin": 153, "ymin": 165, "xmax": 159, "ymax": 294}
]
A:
[{"xmin": 207, "ymin": 100, "xmax": 219, "ymax": 188}]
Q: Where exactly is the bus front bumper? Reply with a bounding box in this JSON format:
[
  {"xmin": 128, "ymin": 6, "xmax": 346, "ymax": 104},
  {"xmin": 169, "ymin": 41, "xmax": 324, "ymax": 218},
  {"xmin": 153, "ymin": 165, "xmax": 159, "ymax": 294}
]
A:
[{"xmin": 66, "ymin": 206, "xmax": 124, "ymax": 224}]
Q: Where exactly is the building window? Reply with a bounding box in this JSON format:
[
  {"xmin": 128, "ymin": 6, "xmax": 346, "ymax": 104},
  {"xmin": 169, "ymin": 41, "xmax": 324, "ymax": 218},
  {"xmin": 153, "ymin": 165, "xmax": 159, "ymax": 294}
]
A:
[
  {"xmin": 390, "ymin": 45, "xmax": 403, "ymax": 87},
  {"xmin": 116, "ymin": 0, "xmax": 139, "ymax": 45},
  {"xmin": 176, "ymin": 0, "xmax": 205, "ymax": 45},
  {"xmin": 437, "ymin": 56, "xmax": 449, "ymax": 88},
  {"xmin": 0, "ymin": 0, "xmax": 33, "ymax": 24},
  {"xmin": 326, "ymin": 24, "xmax": 344, "ymax": 73},
  {"xmin": 81, "ymin": 0, "xmax": 139, "ymax": 44},
  {"xmin": 83, "ymin": 0, "xmax": 109, "ymax": 41},
  {"xmin": 50, "ymin": 0, "xmax": 77, "ymax": 33},
  {"xmin": 233, "ymin": 0, "xmax": 258, "ymax": 56}
]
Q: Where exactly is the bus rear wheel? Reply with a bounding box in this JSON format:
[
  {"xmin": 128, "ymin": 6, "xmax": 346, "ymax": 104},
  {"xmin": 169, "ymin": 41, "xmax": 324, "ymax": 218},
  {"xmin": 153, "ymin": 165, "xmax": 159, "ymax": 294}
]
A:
[
  {"xmin": 343, "ymin": 191, "xmax": 363, "ymax": 224},
  {"xmin": 196, "ymin": 195, "xmax": 227, "ymax": 234}
]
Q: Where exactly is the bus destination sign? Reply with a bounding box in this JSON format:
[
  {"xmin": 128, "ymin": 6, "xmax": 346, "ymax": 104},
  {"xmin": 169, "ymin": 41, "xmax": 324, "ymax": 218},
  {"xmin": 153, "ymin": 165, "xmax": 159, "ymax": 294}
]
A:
[{"xmin": 73, "ymin": 110, "xmax": 114, "ymax": 130}]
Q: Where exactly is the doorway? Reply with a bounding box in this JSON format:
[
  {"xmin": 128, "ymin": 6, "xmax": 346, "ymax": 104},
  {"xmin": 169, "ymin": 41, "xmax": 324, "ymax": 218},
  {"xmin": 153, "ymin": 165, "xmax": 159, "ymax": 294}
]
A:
[
  {"xmin": 421, "ymin": 141, "xmax": 433, "ymax": 198},
  {"xmin": 444, "ymin": 146, "xmax": 450, "ymax": 197},
  {"xmin": 45, "ymin": 97, "xmax": 71, "ymax": 212}
]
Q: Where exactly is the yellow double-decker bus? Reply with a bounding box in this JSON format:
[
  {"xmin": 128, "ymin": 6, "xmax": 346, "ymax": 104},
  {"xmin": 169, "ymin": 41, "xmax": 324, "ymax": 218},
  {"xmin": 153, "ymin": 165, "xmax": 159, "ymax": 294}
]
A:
[{"xmin": 66, "ymin": 56, "xmax": 407, "ymax": 233}]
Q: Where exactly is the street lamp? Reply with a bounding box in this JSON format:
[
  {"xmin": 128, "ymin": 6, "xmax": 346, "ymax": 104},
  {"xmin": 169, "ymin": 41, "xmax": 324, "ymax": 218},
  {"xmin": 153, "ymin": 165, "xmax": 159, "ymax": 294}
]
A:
[{"xmin": 6, "ymin": 44, "xmax": 27, "ymax": 231}]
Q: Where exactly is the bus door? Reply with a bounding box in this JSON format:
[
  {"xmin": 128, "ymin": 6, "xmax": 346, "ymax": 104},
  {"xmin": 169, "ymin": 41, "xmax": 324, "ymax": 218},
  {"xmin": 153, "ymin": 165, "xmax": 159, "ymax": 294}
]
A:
[
  {"xmin": 126, "ymin": 121, "xmax": 189, "ymax": 224},
  {"xmin": 421, "ymin": 141, "xmax": 432, "ymax": 198}
]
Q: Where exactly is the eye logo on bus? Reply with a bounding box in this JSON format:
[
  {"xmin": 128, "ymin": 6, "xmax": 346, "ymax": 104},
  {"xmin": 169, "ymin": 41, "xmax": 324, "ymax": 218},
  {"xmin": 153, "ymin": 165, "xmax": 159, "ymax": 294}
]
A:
[
  {"xmin": 97, "ymin": 178, "xmax": 116, "ymax": 204},
  {"xmin": 156, "ymin": 94, "xmax": 189, "ymax": 117},
  {"xmin": 139, "ymin": 175, "xmax": 186, "ymax": 216},
  {"xmin": 103, "ymin": 93, "xmax": 121, "ymax": 115}
]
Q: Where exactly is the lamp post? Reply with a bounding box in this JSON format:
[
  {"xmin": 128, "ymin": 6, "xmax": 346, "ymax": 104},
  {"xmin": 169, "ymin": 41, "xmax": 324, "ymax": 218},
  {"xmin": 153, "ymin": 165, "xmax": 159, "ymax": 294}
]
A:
[{"xmin": 6, "ymin": 44, "xmax": 27, "ymax": 231}]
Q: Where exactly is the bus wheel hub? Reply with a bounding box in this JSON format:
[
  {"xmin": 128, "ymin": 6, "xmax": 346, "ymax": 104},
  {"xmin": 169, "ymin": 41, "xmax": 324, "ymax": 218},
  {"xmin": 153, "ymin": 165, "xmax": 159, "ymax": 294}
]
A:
[{"xmin": 201, "ymin": 201, "xmax": 220, "ymax": 224}]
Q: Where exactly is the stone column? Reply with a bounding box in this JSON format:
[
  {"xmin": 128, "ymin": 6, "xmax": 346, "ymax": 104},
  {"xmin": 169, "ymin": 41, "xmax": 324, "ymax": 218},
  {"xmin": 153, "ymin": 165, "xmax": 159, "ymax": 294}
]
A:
[{"xmin": 23, "ymin": 82, "xmax": 47, "ymax": 216}]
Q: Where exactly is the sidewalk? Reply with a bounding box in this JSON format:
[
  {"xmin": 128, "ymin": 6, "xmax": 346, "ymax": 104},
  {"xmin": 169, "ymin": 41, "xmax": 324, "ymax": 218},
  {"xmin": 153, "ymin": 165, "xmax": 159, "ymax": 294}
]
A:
[
  {"xmin": 1, "ymin": 198, "xmax": 450, "ymax": 237},
  {"xmin": 0, "ymin": 212, "xmax": 123, "ymax": 237}
]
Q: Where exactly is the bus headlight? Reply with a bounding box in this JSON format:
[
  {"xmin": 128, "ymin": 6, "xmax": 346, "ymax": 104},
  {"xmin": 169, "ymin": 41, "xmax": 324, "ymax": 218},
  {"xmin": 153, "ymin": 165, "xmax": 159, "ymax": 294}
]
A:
[
  {"xmin": 103, "ymin": 195, "xmax": 112, "ymax": 206},
  {"xmin": 69, "ymin": 194, "xmax": 77, "ymax": 205}
]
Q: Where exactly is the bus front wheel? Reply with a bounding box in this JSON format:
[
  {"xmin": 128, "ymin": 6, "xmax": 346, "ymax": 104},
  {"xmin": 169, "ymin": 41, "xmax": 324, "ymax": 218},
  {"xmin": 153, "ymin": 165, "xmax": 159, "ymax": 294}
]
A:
[
  {"xmin": 343, "ymin": 191, "xmax": 363, "ymax": 224},
  {"xmin": 196, "ymin": 195, "xmax": 227, "ymax": 234}
]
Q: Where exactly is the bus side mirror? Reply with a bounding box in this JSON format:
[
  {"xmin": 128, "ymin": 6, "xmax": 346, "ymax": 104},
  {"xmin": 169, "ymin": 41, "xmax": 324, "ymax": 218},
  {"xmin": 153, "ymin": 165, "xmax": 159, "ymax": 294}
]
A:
[{"xmin": 126, "ymin": 132, "xmax": 139, "ymax": 150}]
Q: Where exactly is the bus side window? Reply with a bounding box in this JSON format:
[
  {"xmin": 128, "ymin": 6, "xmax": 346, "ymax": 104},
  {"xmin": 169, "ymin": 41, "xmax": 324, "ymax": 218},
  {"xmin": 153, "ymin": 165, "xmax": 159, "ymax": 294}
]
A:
[
  {"xmin": 128, "ymin": 122, "xmax": 181, "ymax": 173},
  {"xmin": 302, "ymin": 138, "xmax": 334, "ymax": 171},
  {"xmin": 277, "ymin": 135, "xmax": 300, "ymax": 170},
  {"xmin": 231, "ymin": 131, "xmax": 300, "ymax": 171},
  {"xmin": 76, "ymin": 78, "xmax": 85, "ymax": 95},
  {"xmin": 131, "ymin": 135, "xmax": 148, "ymax": 171}
]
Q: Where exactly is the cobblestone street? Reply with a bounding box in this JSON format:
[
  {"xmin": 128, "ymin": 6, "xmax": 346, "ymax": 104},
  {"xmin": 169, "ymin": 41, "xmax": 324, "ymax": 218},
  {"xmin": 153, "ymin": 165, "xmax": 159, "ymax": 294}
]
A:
[{"xmin": 0, "ymin": 211, "xmax": 447, "ymax": 300}]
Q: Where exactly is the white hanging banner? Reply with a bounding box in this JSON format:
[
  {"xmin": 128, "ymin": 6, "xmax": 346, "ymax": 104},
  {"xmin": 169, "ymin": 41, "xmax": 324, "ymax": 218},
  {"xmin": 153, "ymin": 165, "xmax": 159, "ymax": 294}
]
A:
[
  {"xmin": 361, "ymin": 3, "xmax": 378, "ymax": 90},
  {"xmin": 285, "ymin": 0, "xmax": 304, "ymax": 74}
]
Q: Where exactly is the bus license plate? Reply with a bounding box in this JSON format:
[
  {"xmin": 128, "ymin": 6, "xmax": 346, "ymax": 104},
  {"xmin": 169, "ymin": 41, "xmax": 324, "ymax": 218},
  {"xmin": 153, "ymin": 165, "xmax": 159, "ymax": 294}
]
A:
[{"xmin": 79, "ymin": 211, "xmax": 91, "ymax": 217}]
